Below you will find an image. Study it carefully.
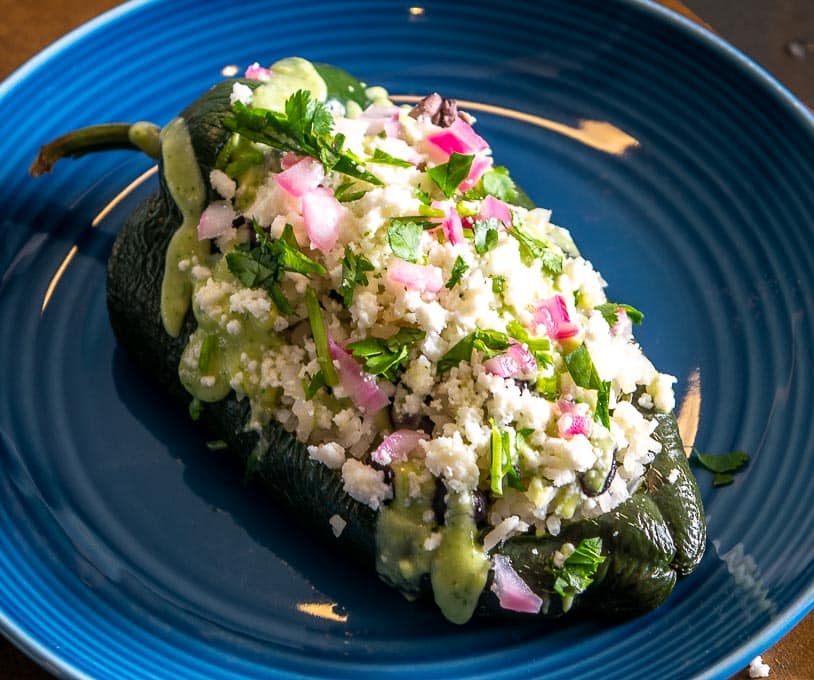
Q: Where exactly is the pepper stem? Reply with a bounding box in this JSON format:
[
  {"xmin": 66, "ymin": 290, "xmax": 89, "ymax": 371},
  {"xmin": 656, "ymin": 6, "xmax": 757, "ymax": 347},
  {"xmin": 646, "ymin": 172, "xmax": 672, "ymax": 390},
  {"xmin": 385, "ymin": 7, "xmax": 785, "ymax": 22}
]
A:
[{"xmin": 29, "ymin": 121, "xmax": 161, "ymax": 176}]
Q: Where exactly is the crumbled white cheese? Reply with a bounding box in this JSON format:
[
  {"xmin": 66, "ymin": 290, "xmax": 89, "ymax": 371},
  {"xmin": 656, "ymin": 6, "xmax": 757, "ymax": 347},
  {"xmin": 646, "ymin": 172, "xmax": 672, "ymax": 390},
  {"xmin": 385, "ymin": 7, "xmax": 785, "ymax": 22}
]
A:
[
  {"xmin": 307, "ymin": 442, "xmax": 346, "ymax": 470},
  {"xmin": 421, "ymin": 432, "xmax": 480, "ymax": 492},
  {"xmin": 748, "ymin": 655, "xmax": 770, "ymax": 678},
  {"xmin": 210, "ymin": 169, "xmax": 237, "ymax": 200},
  {"xmin": 229, "ymin": 288, "xmax": 273, "ymax": 320},
  {"xmin": 423, "ymin": 532, "xmax": 442, "ymax": 551},
  {"xmin": 482, "ymin": 516, "xmax": 530, "ymax": 552},
  {"xmin": 230, "ymin": 82, "xmax": 253, "ymax": 106},
  {"xmin": 666, "ymin": 468, "xmax": 680, "ymax": 484},
  {"xmin": 341, "ymin": 459, "xmax": 393, "ymax": 510},
  {"xmin": 329, "ymin": 514, "xmax": 347, "ymax": 538}
]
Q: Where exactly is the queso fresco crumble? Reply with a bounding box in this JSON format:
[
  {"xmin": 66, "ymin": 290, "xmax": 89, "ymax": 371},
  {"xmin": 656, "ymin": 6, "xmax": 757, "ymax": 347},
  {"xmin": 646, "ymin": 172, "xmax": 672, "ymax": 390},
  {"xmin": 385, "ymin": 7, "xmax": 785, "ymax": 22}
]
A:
[{"xmin": 174, "ymin": 58, "xmax": 677, "ymax": 548}]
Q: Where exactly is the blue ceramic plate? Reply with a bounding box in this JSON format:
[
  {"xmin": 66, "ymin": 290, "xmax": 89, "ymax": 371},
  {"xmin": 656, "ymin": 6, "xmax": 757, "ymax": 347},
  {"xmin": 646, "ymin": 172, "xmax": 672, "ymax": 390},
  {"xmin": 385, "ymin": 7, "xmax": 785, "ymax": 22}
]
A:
[{"xmin": 1, "ymin": 1, "xmax": 813, "ymax": 678}]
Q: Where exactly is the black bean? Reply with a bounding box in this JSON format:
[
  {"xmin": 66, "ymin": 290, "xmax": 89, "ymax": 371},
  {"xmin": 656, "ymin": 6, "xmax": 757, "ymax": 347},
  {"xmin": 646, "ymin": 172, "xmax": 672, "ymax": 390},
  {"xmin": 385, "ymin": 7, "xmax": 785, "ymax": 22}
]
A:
[{"xmin": 472, "ymin": 489, "xmax": 488, "ymax": 526}]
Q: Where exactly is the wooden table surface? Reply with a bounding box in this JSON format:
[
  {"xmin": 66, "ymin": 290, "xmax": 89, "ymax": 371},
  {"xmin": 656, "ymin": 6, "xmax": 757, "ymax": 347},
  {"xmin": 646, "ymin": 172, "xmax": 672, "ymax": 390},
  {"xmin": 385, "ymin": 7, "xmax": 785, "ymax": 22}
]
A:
[{"xmin": 0, "ymin": 1, "xmax": 812, "ymax": 678}]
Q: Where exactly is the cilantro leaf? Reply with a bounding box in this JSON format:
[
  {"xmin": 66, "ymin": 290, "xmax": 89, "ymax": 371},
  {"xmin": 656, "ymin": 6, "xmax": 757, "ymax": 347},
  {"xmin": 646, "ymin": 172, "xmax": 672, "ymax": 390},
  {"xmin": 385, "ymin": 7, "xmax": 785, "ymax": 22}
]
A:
[
  {"xmin": 472, "ymin": 217, "xmax": 501, "ymax": 254},
  {"xmin": 370, "ymin": 148, "xmax": 413, "ymax": 167},
  {"xmin": 224, "ymin": 92, "xmax": 382, "ymax": 185},
  {"xmin": 304, "ymin": 370, "xmax": 327, "ymax": 400},
  {"xmin": 415, "ymin": 188, "xmax": 432, "ymax": 205},
  {"xmin": 596, "ymin": 302, "xmax": 644, "ymax": 327},
  {"xmin": 491, "ymin": 275, "xmax": 505, "ymax": 294},
  {"xmin": 563, "ymin": 345, "xmax": 611, "ymax": 428},
  {"xmin": 335, "ymin": 181, "xmax": 368, "ymax": 203},
  {"xmin": 188, "ymin": 398, "xmax": 202, "ymax": 421},
  {"xmin": 338, "ymin": 247, "xmax": 374, "ymax": 306},
  {"xmin": 346, "ymin": 327, "xmax": 426, "ymax": 382},
  {"xmin": 553, "ymin": 537, "xmax": 605, "ymax": 599},
  {"xmin": 427, "ymin": 152, "xmax": 474, "ymax": 198},
  {"xmin": 508, "ymin": 221, "xmax": 563, "ymax": 276},
  {"xmin": 387, "ymin": 219, "xmax": 423, "ymax": 262},
  {"xmin": 462, "ymin": 165, "xmax": 518, "ymax": 202},
  {"xmin": 482, "ymin": 166, "xmax": 518, "ymax": 202},
  {"xmin": 446, "ymin": 256, "xmax": 469, "ymax": 289},
  {"xmin": 693, "ymin": 449, "xmax": 750, "ymax": 477},
  {"xmin": 226, "ymin": 222, "xmax": 326, "ymax": 314},
  {"xmin": 438, "ymin": 329, "xmax": 511, "ymax": 374}
]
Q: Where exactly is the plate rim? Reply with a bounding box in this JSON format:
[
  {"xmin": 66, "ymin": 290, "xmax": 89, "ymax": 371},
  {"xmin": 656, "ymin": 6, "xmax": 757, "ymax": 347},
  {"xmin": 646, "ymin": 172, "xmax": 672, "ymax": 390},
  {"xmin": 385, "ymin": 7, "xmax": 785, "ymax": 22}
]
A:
[{"xmin": 1, "ymin": 1, "xmax": 814, "ymax": 678}]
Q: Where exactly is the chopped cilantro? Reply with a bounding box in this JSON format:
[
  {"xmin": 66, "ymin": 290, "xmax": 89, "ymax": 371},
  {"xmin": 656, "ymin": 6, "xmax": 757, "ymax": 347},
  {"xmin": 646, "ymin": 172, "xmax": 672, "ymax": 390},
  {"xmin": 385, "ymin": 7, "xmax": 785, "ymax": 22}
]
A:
[
  {"xmin": 472, "ymin": 217, "xmax": 501, "ymax": 254},
  {"xmin": 693, "ymin": 449, "xmax": 750, "ymax": 486},
  {"xmin": 387, "ymin": 219, "xmax": 424, "ymax": 262},
  {"xmin": 427, "ymin": 152, "xmax": 474, "ymax": 198},
  {"xmin": 224, "ymin": 90, "xmax": 382, "ymax": 185},
  {"xmin": 305, "ymin": 287, "xmax": 339, "ymax": 388},
  {"xmin": 226, "ymin": 222, "xmax": 326, "ymax": 314},
  {"xmin": 553, "ymin": 537, "xmax": 605, "ymax": 599},
  {"xmin": 304, "ymin": 370, "xmax": 327, "ymax": 400},
  {"xmin": 334, "ymin": 181, "xmax": 368, "ymax": 203},
  {"xmin": 370, "ymin": 148, "xmax": 413, "ymax": 167},
  {"xmin": 509, "ymin": 221, "xmax": 563, "ymax": 276},
  {"xmin": 462, "ymin": 165, "xmax": 518, "ymax": 203},
  {"xmin": 596, "ymin": 302, "xmax": 644, "ymax": 327},
  {"xmin": 446, "ymin": 256, "xmax": 469, "ymax": 289},
  {"xmin": 346, "ymin": 327, "xmax": 426, "ymax": 382},
  {"xmin": 492, "ymin": 275, "xmax": 505, "ymax": 295},
  {"xmin": 490, "ymin": 420, "xmax": 522, "ymax": 496},
  {"xmin": 535, "ymin": 374, "xmax": 560, "ymax": 400},
  {"xmin": 338, "ymin": 247, "xmax": 374, "ymax": 306},
  {"xmin": 415, "ymin": 188, "xmax": 432, "ymax": 205},
  {"xmin": 188, "ymin": 397, "xmax": 202, "ymax": 421},
  {"xmin": 506, "ymin": 320, "xmax": 552, "ymax": 366},
  {"xmin": 482, "ymin": 166, "xmax": 518, "ymax": 202},
  {"xmin": 438, "ymin": 329, "xmax": 511, "ymax": 374},
  {"xmin": 563, "ymin": 345, "xmax": 611, "ymax": 429}
]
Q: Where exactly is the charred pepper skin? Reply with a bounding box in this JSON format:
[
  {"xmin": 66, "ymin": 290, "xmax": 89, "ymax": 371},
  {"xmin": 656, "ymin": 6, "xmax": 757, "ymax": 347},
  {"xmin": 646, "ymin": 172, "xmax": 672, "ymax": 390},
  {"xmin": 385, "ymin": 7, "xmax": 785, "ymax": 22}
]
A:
[{"xmin": 70, "ymin": 69, "xmax": 705, "ymax": 622}]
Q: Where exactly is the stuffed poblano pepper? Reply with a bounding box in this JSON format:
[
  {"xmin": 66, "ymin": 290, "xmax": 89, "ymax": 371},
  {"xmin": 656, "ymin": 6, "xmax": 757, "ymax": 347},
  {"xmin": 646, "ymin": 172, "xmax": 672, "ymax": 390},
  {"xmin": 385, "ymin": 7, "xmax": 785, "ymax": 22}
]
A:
[{"xmin": 32, "ymin": 57, "xmax": 705, "ymax": 624}]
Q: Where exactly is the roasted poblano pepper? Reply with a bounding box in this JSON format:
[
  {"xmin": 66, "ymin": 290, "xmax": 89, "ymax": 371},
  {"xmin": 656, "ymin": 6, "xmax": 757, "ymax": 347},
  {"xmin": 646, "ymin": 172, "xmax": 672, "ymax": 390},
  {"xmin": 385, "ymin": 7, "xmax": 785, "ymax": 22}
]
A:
[{"xmin": 32, "ymin": 60, "xmax": 705, "ymax": 624}]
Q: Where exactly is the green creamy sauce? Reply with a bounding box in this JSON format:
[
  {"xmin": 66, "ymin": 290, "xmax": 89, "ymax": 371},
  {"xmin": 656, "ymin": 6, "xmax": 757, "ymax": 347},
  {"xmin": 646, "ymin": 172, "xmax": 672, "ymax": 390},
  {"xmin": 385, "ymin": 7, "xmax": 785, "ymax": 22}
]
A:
[
  {"xmin": 252, "ymin": 57, "xmax": 327, "ymax": 111},
  {"xmin": 160, "ymin": 117, "xmax": 208, "ymax": 337},
  {"xmin": 159, "ymin": 59, "xmax": 329, "ymax": 336},
  {"xmin": 179, "ymin": 258, "xmax": 282, "ymax": 412},
  {"xmin": 377, "ymin": 467, "xmax": 489, "ymax": 625}
]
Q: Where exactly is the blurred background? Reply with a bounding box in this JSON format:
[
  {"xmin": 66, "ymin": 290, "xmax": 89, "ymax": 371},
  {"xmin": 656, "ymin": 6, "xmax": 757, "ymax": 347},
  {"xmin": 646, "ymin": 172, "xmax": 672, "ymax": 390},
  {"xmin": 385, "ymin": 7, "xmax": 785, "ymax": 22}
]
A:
[{"xmin": 0, "ymin": 1, "xmax": 812, "ymax": 678}]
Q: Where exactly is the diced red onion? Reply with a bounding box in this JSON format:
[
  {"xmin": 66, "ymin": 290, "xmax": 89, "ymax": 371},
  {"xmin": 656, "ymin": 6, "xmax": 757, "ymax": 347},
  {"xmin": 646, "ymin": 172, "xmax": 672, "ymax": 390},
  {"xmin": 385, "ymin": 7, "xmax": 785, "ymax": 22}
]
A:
[
  {"xmin": 387, "ymin": 259, "xmax": 444, "ymax": 294},
  {"xmin": 197, "ymin": 201, "xmax": 236, "ymax": 241},
  {"xmin": 274, "ymin": 157, "xmax": 325, "ymax": 198},
  {"xmin": 244, "ymin": 62, "xmax": 272, "ymax": 81},
  {"xmin": 328, "ymin": 339, "xmax": 389, "ymax": 413},
  {"xmin": 360, "ymin": 105, "xmax": 403, "ymax": 137},
  {"xmin": 427, "ymin": 118, "xmax": 489, "ymax": 158},
  {"xmin": 431, "ymin": 200, "xmax": 464, "ymax": 245},
  {"xmin": 301, "ymin": 187, "xmax": 344, "ymax": 253},
  {"xmin": 610, "ymin": 307, "xmax": 633, "ymax": 337},
  {"xmin": 491, "ymin": 554, "xmax": 543, "ymax": 614},
  {"xmin": 372, "ymin": 430, "xmax": 429, "ymax": 466},
  {"xmin": 281, "ymin": 151, "xmax": 302, "ymax": 170},
  {"xmin": 484, "ymin": 342, "xmax": 537, "ymax": 379},
  {"xmin": 534, "ymin": 295, "xmax": 580, "ymax": 340},
  {"xmin": 558, "ymin": 413, "xmax": 592, "ymax": 438},
  {"xmin": 480, "ymin": 195, "xmax": 512, "ymax": 226},
  {"xmin": 458, "ymin": 154, "xmax": 493, "ymax": 192}
]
